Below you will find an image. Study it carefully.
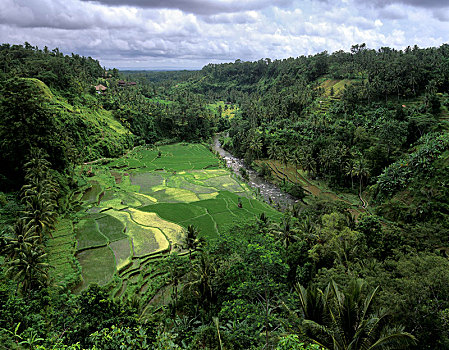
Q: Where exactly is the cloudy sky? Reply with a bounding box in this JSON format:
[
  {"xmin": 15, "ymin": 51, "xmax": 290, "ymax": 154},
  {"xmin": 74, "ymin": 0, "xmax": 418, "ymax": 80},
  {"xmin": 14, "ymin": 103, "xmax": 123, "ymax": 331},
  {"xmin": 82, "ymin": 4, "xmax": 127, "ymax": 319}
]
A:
[{"xmin": 1, "ymin": 0, "xmax": 449, "ymax": 69}]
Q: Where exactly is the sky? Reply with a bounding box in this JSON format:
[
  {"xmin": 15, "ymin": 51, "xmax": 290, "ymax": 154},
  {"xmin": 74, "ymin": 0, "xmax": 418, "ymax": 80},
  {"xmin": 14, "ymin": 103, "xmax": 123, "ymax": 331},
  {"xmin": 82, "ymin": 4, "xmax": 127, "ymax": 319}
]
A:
[{"xmin": 1, "ymin": 0, "xmax": 449, "ymax": 70}]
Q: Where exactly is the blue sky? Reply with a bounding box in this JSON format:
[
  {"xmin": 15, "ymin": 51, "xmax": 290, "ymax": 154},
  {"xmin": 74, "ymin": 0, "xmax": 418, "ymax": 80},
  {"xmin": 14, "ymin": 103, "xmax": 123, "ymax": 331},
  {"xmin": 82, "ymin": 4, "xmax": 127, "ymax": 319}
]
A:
[{"xmin": 1, "ymin": 0, "xmax": 449, "ymax": 69}]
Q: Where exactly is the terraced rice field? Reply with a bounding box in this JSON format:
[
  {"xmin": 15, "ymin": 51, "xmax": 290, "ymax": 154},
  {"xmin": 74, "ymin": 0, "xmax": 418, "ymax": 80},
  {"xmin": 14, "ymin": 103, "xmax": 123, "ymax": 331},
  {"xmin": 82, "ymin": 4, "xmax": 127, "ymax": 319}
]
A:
[
  {"xmin": 47, "ymin": 219, "xmax": 80, "ymax": 287},
  {"xmin": 255, "ymin": 158, "xmax": 365, "ymax": 218},
  {"xmin": 74, "ymin": 143, "xmax": 281, "ymax": 305}
]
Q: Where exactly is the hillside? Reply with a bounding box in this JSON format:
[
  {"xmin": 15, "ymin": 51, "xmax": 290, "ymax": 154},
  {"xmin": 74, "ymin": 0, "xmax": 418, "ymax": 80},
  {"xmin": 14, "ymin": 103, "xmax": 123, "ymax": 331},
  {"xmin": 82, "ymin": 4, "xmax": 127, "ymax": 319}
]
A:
[
  {"xmin": 1, "ymin": 43, "xmax": 449, "ymax": 349},
  {"xmin": 0, "ymin": 77, "xmax": 132, "ymax": 189}
]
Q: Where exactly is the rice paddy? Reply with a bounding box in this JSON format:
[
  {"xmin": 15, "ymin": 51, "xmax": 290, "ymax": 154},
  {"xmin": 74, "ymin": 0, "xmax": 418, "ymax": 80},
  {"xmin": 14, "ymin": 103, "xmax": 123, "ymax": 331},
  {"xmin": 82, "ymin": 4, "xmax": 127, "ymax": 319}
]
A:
[
  {"xmin": 74, "ymin": 143, "xmax": 281, "ymax": 302},
  {"xmin": 47, "ymin": 219, "xmax": 80, "ymax": 288}
]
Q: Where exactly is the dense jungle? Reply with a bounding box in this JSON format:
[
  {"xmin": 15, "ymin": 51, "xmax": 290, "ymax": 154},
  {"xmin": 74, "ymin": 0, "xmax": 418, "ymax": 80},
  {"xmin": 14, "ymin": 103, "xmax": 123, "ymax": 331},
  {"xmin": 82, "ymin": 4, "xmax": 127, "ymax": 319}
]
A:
[{"xmin": 1, "ymin": 42, "xmax": 449, "ymax": 349}]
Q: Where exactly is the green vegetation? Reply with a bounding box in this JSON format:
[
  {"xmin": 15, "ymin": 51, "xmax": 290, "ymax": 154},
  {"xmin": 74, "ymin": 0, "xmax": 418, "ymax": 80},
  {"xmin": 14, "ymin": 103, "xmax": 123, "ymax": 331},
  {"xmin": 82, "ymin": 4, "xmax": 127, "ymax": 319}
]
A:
[
  {"xmin": 47, "ymin": 219, "xmax": 80, "ymax": 287},
  {"xmin": 76, "ymin": 246, "xmax": 116, "ymax": 287},
  {"xmin": 72, "ymin": 143, "xmax": 280, "ymax": 290},
  {"xmin": 1, "ymin": 42, "xmax": 449, "ymax": 349}
]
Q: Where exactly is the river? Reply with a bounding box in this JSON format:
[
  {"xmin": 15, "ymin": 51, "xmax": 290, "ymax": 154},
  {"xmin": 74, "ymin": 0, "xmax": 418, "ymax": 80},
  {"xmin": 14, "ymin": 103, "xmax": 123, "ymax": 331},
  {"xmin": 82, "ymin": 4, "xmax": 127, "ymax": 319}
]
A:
[{"xmin": 211, "ymin": 134, "xmax": 297, "ymax": 209}]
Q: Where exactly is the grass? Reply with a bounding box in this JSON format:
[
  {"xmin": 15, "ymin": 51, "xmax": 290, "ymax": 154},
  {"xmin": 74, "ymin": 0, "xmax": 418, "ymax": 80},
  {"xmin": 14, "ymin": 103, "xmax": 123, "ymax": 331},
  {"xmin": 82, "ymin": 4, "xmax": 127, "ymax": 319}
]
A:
[
  {"xmin": 112, "ymin": 144, "xmax": 221, "ymax": 172},
  {"xmin": 127, "ymin": 208, "xmax": 184, "ymax": 243},
  {"xmin": 109, "ymin": 238, "xmax": 133, "ymax": 270},
  {"xmin": 140, "ymin": 191, "xmax": 280, "ymax": 239},
  {"xmin": 140, "ymin": 203, "xmax": 207, "ymax": 222},
  {"xmin": 74, "ymin": 142, "xmax": 281, "ymax": 296},
  {"xmin": 96, "ymin": 214, "xmax": 127, "ymax": 242},
  {"xmin": 155, "ymin": 187, "xmax": 200, "ymax": 203},
  {"xmin": 203, "ymin": 175, "xmax": 245, "ymax": 192},
  {"xmin": 166, "ymin": 176, "xmax": 217, "ymax": 194},
  {"xmin": 180, "ymin": 214, "xmax": 218, "ymax": 239},
  {"xmin": 130, "ymin": 225, "xmax": 167, "ymax": 257},
  {"xmin": 75, "ymin": 218, "xmax": 108, "ymax": 251},
  {"xmin": 208, "ymin": 101, "xmax": 239, "ymax": 119},
  {"xmin": 81, "ymin": 182, "xmax": 103, "ymax": 204},
  {"xmin": 105, "ymin": 209, "xmax": 169, "ymax": 257},
  {"xmin": 318, "ymin": 78, "xmax": 364, "ymax": 96},
  {"xmin": 193, "ymin": 197, "xmax": 231, "ymax": 214},
  {"xmin": 47, "ymin": 219, "xmax": 80, "ymax": 287},
  {"xmin": 76, "ymin": 246, "xmax": 116, "ymax": 289},
  {"xmin": 130, "ymin": 173, "xmax": 164, "ymax": 192}
]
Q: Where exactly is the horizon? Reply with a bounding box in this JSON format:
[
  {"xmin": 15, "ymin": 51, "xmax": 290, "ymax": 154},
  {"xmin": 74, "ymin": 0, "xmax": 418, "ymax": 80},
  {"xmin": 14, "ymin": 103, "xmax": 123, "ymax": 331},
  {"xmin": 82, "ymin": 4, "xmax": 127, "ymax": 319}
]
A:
[{"xmin": 2, "ymin": 0, "xmax": 449, "ymax": 69}]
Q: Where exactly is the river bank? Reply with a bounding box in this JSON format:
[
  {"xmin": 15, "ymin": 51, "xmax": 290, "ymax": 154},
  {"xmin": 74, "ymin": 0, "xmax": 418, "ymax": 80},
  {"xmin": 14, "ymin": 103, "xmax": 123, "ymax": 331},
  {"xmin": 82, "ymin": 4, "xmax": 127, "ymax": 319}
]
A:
[{"xmin": 211, "ymin": 134, "xmax": 366, "ymax": 218}]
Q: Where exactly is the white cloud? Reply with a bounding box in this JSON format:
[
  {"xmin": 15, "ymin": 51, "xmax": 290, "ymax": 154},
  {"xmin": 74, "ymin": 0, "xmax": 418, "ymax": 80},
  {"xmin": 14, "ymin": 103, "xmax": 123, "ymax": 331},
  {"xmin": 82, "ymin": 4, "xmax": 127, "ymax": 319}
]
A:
[{"xmin": 0, "ymin": 0, "xmax": 449, "ymax": 69}]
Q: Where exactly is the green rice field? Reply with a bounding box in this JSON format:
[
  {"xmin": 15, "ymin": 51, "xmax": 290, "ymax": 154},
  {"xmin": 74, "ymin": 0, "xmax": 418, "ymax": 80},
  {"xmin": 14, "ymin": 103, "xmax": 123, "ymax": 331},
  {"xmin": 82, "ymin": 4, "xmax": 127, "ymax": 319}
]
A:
[
  {"xmin": 47, "ymin": 219, "xmax": 80, "ymax": 288},
  {"xmin": 74, "ymin": 143, "xmax": 281, "ymax": 303}
]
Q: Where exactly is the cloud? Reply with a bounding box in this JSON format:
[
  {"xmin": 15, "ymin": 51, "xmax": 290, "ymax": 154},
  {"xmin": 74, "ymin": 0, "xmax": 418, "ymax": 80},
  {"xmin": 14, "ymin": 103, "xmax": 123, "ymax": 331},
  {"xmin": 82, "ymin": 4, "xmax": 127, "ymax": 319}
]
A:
[
  {"xmin": 201, "ymin": 11, "xmax": 260, "ymax": 24},
  {"xmin": 378, "ymin": 4, "xmax": 408, "ymax": 20},
  {"xmin": 360, "ymin": 0, "xmax": 449, "ymax": 9},
  {"xmin": 0, "ymin": 0, "xmax": 141, "ymax": 30},
  {"xmin": 432, "ymin": 8, "xmax": 449, "ymax": 22},
  {"xmin": 1, "ymin": 0, "xmax": 449, "ymax": 69},
  {"xmin": 80, "ymin": 0, "xmax": 293, "ymax": 15}
]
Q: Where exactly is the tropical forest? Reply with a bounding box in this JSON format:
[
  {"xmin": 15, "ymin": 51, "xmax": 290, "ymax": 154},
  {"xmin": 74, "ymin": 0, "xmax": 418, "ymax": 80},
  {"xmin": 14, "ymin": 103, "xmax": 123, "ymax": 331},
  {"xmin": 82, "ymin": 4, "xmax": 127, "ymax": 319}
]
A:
[{"xmin": 1, "ymin": 42, "xmax": 449, "ymax": 349}]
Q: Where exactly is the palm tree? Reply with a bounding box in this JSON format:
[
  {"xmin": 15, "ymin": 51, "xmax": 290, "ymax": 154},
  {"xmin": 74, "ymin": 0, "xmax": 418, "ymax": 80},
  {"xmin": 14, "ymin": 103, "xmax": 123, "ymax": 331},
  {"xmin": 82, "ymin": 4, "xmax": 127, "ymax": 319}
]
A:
[
  {"xmin": 270, "ymin": 215, "xmax": 299, "ymax": 248},
  {"xmin": 21, "ymin": 177, "xmax": 58, "ymax": 207},
  {"xmin": 268, "ymin": 142, "xmax": 279, "ymax": 162},
  {"xmin": 1, "ymin": 219, "xmax": 39, "ymax": 259},
  {"xmin": 294, "ymin": 283, "xmax": 329, "ymax": 328},
  {"xmin": 344, "ymin": 160, "xmax": 355, "ymax": 190},
  {"xmin": 292, "ymin": 149, "xmax": 302, "ymax": 182},
  {"xmin": 298, "ymin": 145, "xmax": 316, "ymax": 178},
  {"xmin": 319, "ymin": 147, "xmax": 334, "ymax": 177},
  {"xmin": 352, "ymin": 157, "xmax": 370, "ymax": 206},
  {"xmin": 22, "ymin": 192, "xmax": 57, "ymax": 243},
  {"xmin": 257, "ymin": 212, "xmax": 270, "ymax": 234},
  {"xmin": 279, "ymin": 147, "xmax": 290, "ymax": 180},
  {"xmin": 293, "ymin": 279, "xmax": 416, "ymax": 350},
  {"xmin": 165, "ymin": 253, "xmax": 186, "ymax": 309},
  {"xmin": 23, "ymin": 148, "xmax": 52, "ymax": 183},
  {"xmin": 182, "ymin": 225, "xmax": 205, "ymax": 260},
  {"xmin": 249, "ymin": 132, "xmax": 263, "ymax": 160},
  {"xmin": 6, "ymin": 245, "xmax": 50, "ymax": 294},
  {"xmin": 187, "ymin": 253, "xmax": 216, "ymax": 312},
  {"xmin": 298, "ymin": 215, "xmax": 318, "ymax": 243}
]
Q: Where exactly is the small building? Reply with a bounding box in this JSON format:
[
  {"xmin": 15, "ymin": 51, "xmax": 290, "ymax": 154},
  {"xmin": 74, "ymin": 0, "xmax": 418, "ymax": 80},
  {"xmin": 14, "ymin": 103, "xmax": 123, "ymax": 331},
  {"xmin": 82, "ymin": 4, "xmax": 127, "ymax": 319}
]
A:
[
  {"xmin": 127, "ymin": 81, "xmax": 137, "ymax": 86},
  {"xmin": 95, "ymin": 84, "xmax": 107, "ymax": 94},
  {"xmin": 118, "ymin": 80, "xmax": 126, "ymax": 87}
]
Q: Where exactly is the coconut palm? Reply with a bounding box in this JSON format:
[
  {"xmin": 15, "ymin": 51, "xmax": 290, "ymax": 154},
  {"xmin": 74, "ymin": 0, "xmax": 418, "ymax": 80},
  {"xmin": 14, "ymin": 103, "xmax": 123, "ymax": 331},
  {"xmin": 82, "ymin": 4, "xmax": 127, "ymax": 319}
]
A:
[
  {"xmin": 187, "ymin": 252, "xmax": 216, "ymax": 311},
  {"xmin": 270, "ymin": 215, "xmax": 299, "ymax": 248},
  {"xmin": 23, "ymin": 148, "xmax": 53, "ymax": 183},
  {"xmin": 298, "ymin": 215, "xmax": 319, "ymax": 244},
  {"xmin": 293, "ymin": 279, "xmax": 416, "ymax": 350},
  {"xmin": 249, "ymin": 132, "xmax": 263, "ymax": 160},
  {"xmin": 22, "ymin": 192, "xmax": 57, "ymax": 242},
  {"xmin": 182, "ymin": 225, "xmax": 206, "ymax": 260},
  {"xmin": 6, "ymin": 244, "xmax": 50, "ymax": 294},
  {"xmin": 278, "ymin": 147, "xmax": 290, "ymax": 180},
  {"xmin": 344, "ymin": 160, "xmax": 355, "ymax": 190},
  {"xmin": 21, "ymin": 178, "xmax": 58, "ymax": 207},
  {"xmin": 268, "ymin": 142, "xmax": 279, "ymax": 162},
  {"xmin": 298, "ymin": 145, "xmax": 317, "ymax": 178},
  {"xmin": 352, "ymin": 157, "xmax": 370, "ymax": 205},
  {"xmin": 1, "ymin": 219, "xmax": 39, "ymax": 259},
  {"xmin": 292, "ymin": 149, "xmax": 302, "ymax": 182}
]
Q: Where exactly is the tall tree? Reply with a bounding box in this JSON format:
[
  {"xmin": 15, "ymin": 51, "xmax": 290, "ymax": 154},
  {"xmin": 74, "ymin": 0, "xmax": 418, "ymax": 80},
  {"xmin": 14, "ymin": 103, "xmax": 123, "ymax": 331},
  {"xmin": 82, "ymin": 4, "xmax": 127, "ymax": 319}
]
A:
[
  {"xmin": 6, "ymin": 245, "xmax": 50, "ymax": 294},
  {"xmin": 182, "ymin": 225, "xmax": 205, "ymax": 260},
  {"xmin": 293, "ymin": 279, "xmax": 416, "ymax": 350}
]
